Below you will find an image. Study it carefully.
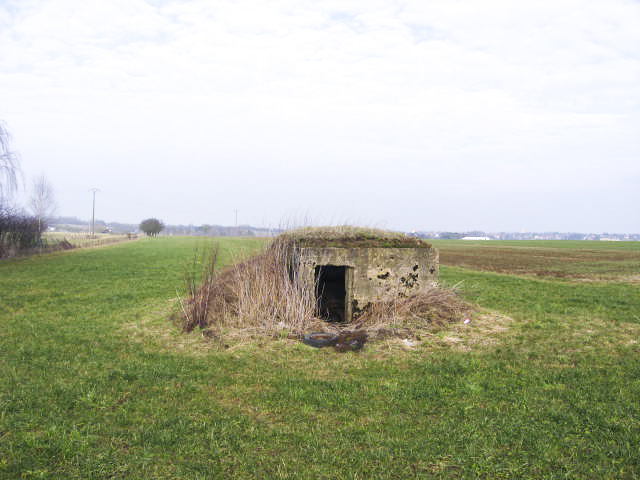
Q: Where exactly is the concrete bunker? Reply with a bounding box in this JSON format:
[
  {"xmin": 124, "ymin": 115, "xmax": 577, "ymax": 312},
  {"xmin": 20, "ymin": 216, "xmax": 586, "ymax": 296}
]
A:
[{"xmin": 284, "ymin": 228, "xmax": 439, "ymax": 324}]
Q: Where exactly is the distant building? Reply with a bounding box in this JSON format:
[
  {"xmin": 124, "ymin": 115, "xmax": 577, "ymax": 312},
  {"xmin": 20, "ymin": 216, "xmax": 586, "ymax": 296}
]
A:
[{"xmin": 461, "ymin": 236, "xmax": 491, "ymax": 240}]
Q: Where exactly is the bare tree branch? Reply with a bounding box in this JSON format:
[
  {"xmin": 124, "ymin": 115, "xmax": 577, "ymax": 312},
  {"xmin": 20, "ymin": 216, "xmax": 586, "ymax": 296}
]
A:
[
  {"xmin": 29, "ymin": 175, "xmax": 57, "ymax": 232},
  {"xmin": 0, "ymin": 121, "xmax": 22, "ymax": 200}
]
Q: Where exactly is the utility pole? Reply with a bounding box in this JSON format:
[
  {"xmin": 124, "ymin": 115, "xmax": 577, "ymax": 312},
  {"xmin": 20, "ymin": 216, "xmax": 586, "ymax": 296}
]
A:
[
  {"xmin": 234, "ymin": 209, "xmax": 238, "ymax": 227},
  {"xmin": 89, "ymin": 188, "xmax": 100, "ymax": 238}
]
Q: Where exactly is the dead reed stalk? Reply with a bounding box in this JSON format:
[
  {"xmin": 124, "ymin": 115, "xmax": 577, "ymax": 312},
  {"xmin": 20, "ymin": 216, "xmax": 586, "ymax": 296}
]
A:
[
  {"xmin": 226, "ymin": 240, "xmax": 317, "ymax": 332},
  {"xmin": 178, "ymin": 244, "xmax": 219, "ymax": 332},
  {"xmin": 180, "ymin": 240, "xmax": 318, "ymax": 339}
]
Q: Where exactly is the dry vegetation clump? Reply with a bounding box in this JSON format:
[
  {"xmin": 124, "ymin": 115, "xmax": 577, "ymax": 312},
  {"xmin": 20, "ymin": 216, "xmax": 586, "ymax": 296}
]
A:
[
  {"xmin": 178, "ymin": 240, "xmax": 319, "ymax": 341},
  {"xmin": 178, "ymin": 228, "xmax": 469, "ymax": 345},
  {"xmin": 351, "ymin": 285, "xmax": 473, "ymax": 340},
  {"xmin": 178, "ymin": 245, "xmax": 220, "ymax": 332}
]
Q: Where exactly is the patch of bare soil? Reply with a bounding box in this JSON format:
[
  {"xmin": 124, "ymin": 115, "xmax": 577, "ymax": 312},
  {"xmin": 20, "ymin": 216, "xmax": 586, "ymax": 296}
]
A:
[
  {"xmin": 364, "ymin": 311, "xmax": 513, "ymax": 359},
  {"xmin": 623, "ymin": 274, "xmax": 640, "ymax": 284},
  {"xmin": 432, "ymin": 311, "xmax": 514, "ymax": 352},
  {"xmin": 569, "ymin": 318, "xmax": 640, "ymax": 352},
  {"xmin": 123, "ymin": 299, "xmax": 512, "ymax": 359}
]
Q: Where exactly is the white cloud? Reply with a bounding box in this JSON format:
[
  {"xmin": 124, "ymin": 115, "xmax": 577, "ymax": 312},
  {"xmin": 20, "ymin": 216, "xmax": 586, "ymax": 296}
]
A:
[{"xmin": 1, "ymin": 0, "xmax": 639, "ymax": 231}]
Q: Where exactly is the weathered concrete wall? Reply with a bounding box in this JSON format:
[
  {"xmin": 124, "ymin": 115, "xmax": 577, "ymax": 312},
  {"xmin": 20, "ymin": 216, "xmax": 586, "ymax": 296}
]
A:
[{"xmin": 297, "ymin": 246, "xmax": 439, "ymax": 321}]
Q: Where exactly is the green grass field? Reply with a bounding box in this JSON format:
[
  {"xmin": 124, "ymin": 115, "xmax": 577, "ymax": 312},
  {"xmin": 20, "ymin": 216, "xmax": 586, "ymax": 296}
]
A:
[{"xmin": 1, "ymin": 238, "xmax": 639, "ymax": 479}]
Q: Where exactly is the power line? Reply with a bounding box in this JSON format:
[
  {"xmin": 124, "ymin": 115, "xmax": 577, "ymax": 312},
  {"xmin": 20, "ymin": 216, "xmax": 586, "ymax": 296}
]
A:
[{"xmin": 89, "ymin": 188, "xmax": 100, "ymax": 238}]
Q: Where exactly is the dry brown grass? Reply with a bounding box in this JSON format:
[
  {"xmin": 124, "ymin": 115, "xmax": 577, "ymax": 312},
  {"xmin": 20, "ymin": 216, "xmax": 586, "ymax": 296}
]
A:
[
  {"xmin": 179, "ymin": 240, "xmax": 318, "ymax": 341},
  {"xmin": 178, "ymin": 245, "xmax": 219, "ymax": 332},
  {"xmin": 351, "ymin": 285, "xmax": 473, "ymax": 339}
]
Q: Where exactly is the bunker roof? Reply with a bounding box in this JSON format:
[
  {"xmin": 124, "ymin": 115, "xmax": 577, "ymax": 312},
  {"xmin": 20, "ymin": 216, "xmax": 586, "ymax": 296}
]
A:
[{"xmin": 276, "ymin": 226, "xmax": 432, "ymax": 248}]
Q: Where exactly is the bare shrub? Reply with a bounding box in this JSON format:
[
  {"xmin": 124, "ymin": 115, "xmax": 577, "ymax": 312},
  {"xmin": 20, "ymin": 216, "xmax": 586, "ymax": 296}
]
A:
[
  {"xmin": 0, "ymin": 121, "xmax": 21, "ymax": 199},
  {"xmin": 0, "ymin": 205, "xmax": 44, "ymax": 258},
  {"xmin": 221, "ymin": 241, "xmax": 316, "ymax": 334},
  {"xmin": 56, "ymin": 239, "xmax": 74, "ymax": 251},
  {"xmin": 178, "ymin": 245, "xmax": 219, "ymax": 332},
  {"xmin": 179, "ymin": 240, "xmax": 318, "ymax": 339},
  {"xmin": 352, "ymin": 285, "xmax": 473, "ymax": 339},
  {"xmin": 29, "ymin": 175, "xmax": 56, "ymax": 233}
]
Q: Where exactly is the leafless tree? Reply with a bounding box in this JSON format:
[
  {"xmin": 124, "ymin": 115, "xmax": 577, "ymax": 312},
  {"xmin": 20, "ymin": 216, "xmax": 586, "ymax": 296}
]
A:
[
  {"xmin": 29, "ymin": 175, "xmax": 57, "ymax": 233},
  {"xmin": 0, "ymin": 121, "xmax": 21, "ymax": 201}
]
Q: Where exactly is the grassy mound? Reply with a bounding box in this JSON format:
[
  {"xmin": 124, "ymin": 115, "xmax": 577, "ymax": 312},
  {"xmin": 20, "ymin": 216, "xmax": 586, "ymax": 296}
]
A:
[{"xmin": 179, "ymin": 228, "xmax": 467, "ymax": 344}]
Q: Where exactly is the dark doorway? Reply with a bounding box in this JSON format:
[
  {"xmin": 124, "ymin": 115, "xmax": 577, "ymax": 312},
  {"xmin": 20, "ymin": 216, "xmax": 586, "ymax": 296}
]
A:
[{"xmin": 315, "ymin": 265, "xmax": 346, "ymax": 323}]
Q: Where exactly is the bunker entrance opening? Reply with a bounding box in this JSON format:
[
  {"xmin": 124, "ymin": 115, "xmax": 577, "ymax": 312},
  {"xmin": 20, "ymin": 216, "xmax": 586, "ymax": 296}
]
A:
[{"xmin": 315, "ymin": 265, "xmax": 348, "ymax": 323}]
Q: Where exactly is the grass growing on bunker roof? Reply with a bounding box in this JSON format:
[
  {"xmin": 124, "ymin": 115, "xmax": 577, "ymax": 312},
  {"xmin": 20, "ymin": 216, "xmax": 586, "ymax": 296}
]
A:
[{"xmin": 276, "ymin": 225, "xmax": 432, "ymax": 248}]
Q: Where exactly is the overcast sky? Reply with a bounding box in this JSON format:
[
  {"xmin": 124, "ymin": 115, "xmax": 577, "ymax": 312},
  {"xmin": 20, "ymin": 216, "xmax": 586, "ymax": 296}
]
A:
[{"xmin": 1, "ymin": 0, "xmax": 639, "ymax": 232}]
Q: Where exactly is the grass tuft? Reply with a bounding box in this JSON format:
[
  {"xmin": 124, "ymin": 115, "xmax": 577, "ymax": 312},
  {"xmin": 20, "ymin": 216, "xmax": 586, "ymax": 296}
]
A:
[
  {"xmin": 353, "ymin": 284, "xmax": 473, "ymax": 339},
  {"xmin": 178, "ymin": 244, "xmax": 219, "ymax": 332}
]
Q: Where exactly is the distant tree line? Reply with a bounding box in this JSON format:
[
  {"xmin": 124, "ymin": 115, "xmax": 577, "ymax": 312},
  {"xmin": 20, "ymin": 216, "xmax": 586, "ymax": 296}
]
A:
[{"xmin": 0, "ymin": 205, "xmax": 44, "ymax": 257}]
